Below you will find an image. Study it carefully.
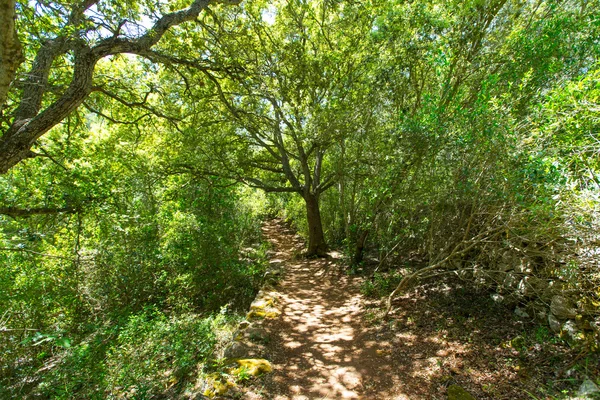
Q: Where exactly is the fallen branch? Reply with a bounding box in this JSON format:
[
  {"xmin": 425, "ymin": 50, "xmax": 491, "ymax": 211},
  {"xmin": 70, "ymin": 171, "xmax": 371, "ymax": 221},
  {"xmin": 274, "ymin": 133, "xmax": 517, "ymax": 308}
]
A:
[{"xmin": 383, "ymin": 227, "xmax": 503, "ymax": 318}]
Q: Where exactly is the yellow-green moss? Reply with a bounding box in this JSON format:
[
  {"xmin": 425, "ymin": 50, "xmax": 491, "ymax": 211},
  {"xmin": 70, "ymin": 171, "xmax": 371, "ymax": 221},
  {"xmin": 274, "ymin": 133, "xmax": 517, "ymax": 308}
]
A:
[
  {"xmin": 202, "ymin": 373, "xmax": 236, "ymax": 398},
  {"xmin": 250, "ymin": 297, "xmax": 274, "ymax": 310},
  {"xmin": 246, "ymin": 309, "xmax": 280, "ymax": 320},
  {"xmin": 231, "ymin": 358, "xmax": 272, "ymax": 376}
]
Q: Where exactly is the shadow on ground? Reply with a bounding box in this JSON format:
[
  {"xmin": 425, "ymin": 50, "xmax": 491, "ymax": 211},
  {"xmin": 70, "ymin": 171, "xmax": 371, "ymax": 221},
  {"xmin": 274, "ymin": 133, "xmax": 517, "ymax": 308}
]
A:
[{"xmin": 240, "ymin": 220, "xmax": 598, "ymax": 400}]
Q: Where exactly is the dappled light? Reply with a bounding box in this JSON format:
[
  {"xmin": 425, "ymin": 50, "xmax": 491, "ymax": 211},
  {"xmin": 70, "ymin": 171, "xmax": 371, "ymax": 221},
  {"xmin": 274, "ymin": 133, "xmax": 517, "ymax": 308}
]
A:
[
  {"xmin": 2, "ymin": 0, "xmax": 599, "ymax": 398},
  {"xmin": 238, "ymin": 220, "xmax": 599, "ymax": 399}
]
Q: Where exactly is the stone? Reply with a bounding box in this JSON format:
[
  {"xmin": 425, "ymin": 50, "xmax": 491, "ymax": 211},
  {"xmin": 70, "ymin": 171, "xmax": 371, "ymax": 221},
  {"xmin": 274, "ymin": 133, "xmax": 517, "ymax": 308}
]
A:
[
  {"xmin": 202, "ymin": 373, "xmax": 236, "ymax": 398},
  {"xmin": 246, "ymin": 309, "xmax": 280, "ymax": 320},
  {"xmin": 578, "ymin": 298, "xmax": 600, "ymax": 316},
  {"xmin": 246, "ymin": 327, "xmax": 269, "ymax": 343},
  {"xmin": 224, "ymin": 341, "xmax": 252, "ymax": 359},
  {"xmin": 238, "ymin": 320, "xmax": 251, "ymax": 330},
  {"xmin": 514, "ymin": 307, "xmax": 530, "ymax": 319},
  {"xmin": 541, "ymin": 281, "xmax": 564, "ymax": 301},
  {"xmin": 232, "ymin": 358, "xmax": 272, "ymax": 376},
  {"xmin": 497, "ymin": 262, "xmax": 513, "ymax": 272},
  {"xmin": 503, "ymin": 272, "xmax": 518, "ymax": 290},
  {"xmin": 578, "ymin": 379, "xmax": 600, "ymax": 397},
  {"xmin": 548, "ymin": 313, "xmax": 562, "ymax": 333},
  {"xmin": 250, "ymin": 297, "xmax": 274, "ymax": 310},
  {"xmin": 562, "ymin": 320, "xmax": 582, "ymax": 343},
  {"xmin": 515, "ymin": 259, "xmax": 532, "ymax": 274},
  {"xmin": 511, "ymin": 335, "xmax": 526, "ymax": 349},
  {"xmin": 518, "ymin": 276, "xmax": 549, "ymax": 298},
  {"xmin": 447, "ymin": 384, "xmax": 476, "ymax": 400},
  {"xmin": 591, "ymin": 318, "xmax": 600, "ymax": 335},
  {"xmin": 535, "ymin": 308, "xmax": 547, "ymax": 323},
  {"xmin": 491, "ymin": 293, "xmax": 504, "ymax": 303},
  {"xmin": 551, "ymin": 295, "xmax": 577, "ymax": 319},
  {"xmin": 575, "ymin": 314, "xmax": 592, "ymax": 331}
]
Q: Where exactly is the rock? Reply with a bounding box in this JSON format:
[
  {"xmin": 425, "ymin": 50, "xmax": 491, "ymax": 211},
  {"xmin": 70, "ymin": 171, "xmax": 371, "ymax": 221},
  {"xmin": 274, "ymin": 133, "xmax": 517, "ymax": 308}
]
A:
[
  {"xmin": 515, "ymin": 259, "xmax": 532, "ymax": 274},
  {"xmin": 447, "ymin": 384, "xmax": 476, "ymax": 400},
  {"xmin": 575, "ymin": 314, "xmax": 592, "ymax": 331},
  {"xmin": 238, "ymin": 320, "xmax": 251, "ymax": 330},
  {"xmin": 562, "ymin": 320, "xmax": 583, "ymax": 343},
  {"xmin": 250, "ymin": 297, "xmax": 274, "ymax": 310},
  {"xmin": 246, "ymin": 327, "xmax": 269, "ymax": 343},
  {"xmin": 578, "ymin": 298, "xmax": 600, "ymax": 316},
  {"xmin": 517, "ymin": 279, "xmax": 528, "ymax": 297},
  {"xmin": 535, "ymin": 308, "xmax": 547, "ymax": 323},
  {"xmin": 551, "ymin": 295, "xmax": 577, "ymax": 319},
  {"xmin": 591, "ymin": 318, "xmax": 600, "ymax": 335},
  {"xmin": 514, "ymin": 307, "xmax": 530, "ymax": 319},
  {"xmin": 232, "ymin": 358, "xmax": 272, "ymax": 376},
  {"xmin": 578, "ymin": 379, "xmax": 600, "ymax": 397},
  {"xmin": 511, "ymin": 335, "xmax": 526, "ymax": 349},
  {"xmin": 548, "ymin": 313, "xmax": 562, "ymax": 333},
  {"xmin": 264, "ymin": 267, "xmax": 283, "ymax": 284},
  {"xmin": 566, "ymin": 367, "xmax": 578, "ymax": 378},
  {"xmin": 503, "ymin": 272, "xmax": 518, "ymax": 290},
  {"xmin": 188, "ymin": 391, "xmax": 209, "ymax": 400},
  {"xmin": 246, "ymin": 309, "xmax": 280, "ymax": 320},
  {"xmin": 224, "ymin": 341, "xmax": 252, "ymax": 359},
  {"xmin": 518, "ymin": 276, "xmax": 549, "ymax": 298},
  {"xmin": 473, "ymin": 266, "xmax": 487, "ymax": 284},
  {"xmin": 491, "ymin": 293, "xmax": 504, "ymax": 303},
  {"xmin": 497, "ymin": 262, "xmax": 513, "ymax": 272},
  {"xmin": 202, "ymin": 373, "xmax": 236, "ymax": 398},
  {"xmin": 541, "ymin": 281, "xmax": 564, "ymax": 301}
]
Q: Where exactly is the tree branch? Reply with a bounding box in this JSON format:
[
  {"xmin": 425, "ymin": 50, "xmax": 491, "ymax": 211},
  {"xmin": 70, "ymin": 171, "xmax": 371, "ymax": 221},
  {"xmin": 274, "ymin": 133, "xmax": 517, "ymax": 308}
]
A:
[
  {"xmin": 0, "ymin": 0, "xmax": 241, "ymax": 174},
  {"xmin": 243, "ymin": 177, "xmax": 301, "ymax": 193},
  {"xmin": 0, "ymin": 206, "xmax": 79, "ymax": 217}
]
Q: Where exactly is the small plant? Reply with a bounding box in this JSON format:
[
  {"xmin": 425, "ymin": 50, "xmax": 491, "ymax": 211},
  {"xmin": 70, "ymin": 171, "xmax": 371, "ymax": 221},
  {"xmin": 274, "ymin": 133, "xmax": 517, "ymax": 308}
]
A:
[
  {"xmin": 360, "ymin": 272, "xmax": 404, "ymax": 298},
  {"xmin": 234, "ymin": 365, "xmax": 252, "ymax": 382}
]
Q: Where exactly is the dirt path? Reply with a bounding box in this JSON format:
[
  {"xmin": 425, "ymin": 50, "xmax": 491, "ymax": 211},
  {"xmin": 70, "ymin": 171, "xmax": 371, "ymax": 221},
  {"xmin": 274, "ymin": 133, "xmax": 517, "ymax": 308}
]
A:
[
  {"xmin": 246, "ymin": 220, "xmax": 401, "ymax": 399},
  {"xmin": 237, "ymin": 219, "xmax": 593, "ymax": 400}
]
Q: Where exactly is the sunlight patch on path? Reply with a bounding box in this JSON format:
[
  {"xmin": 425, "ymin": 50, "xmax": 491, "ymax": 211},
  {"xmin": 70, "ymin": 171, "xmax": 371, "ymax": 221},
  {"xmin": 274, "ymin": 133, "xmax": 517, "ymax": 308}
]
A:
[{"xmin": 258, "ymin": 220, "xmax": 399, "ymax": 399}]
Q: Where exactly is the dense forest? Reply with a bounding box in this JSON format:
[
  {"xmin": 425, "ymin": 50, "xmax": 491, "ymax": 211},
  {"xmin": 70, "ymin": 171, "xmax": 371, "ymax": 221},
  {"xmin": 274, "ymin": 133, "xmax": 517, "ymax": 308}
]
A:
[{"xmin": 1, "ymin": 0, "xmax": 599, "ymax": 398}]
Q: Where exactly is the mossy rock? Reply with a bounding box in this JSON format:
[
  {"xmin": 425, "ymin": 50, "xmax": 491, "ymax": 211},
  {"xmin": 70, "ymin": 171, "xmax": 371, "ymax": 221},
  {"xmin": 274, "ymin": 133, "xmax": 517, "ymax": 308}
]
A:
[
  {"xmin": 231, "ymin": 358, "xmax": 272, "ymax": 377},
  {"xmin": 247, "ymin": 327, "xmax": 270, "ymax": 343},
  {"xmin": 510, "ymin": 335, "xmax": 526, "ymax": 350},
  {"xmin": 246, "ymin": 309, "xmax": 280, "ymax": 320},
  {"xmin": 250, "ymin": 297, "xmax": 274, "ymax": 310},
  {"xmin": 448, "ymin": 384, "xmax": 476, "ymax": 400},
  {"xmin": 203, "ymin": 373, "xmax": 236, "ymax": 398},
  {"xmin": 223, "ymin": 341, "xmax": 252, "ymax": 359}
]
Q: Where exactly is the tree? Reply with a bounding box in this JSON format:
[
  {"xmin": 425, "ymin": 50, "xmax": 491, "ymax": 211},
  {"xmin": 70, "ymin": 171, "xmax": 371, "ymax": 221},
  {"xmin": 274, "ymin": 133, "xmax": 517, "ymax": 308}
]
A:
[
  {"xmin": 0, "ymin": 0, "xmax": 240, "ymax": 174},
  {"xmin": 176, "ymin": 0, "xmax": 378, "ymax": 256}
]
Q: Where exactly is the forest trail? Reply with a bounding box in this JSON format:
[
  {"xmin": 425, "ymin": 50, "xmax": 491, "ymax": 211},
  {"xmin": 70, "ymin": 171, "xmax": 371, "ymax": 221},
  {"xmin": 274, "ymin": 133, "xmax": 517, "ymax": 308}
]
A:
[
  {"xmin": 238, "ymin": 220, "xmax": 591, "ymax": 400},
  {"xmin": 245, "ymin": 219, "xmax": 404, "ymax": 399}
]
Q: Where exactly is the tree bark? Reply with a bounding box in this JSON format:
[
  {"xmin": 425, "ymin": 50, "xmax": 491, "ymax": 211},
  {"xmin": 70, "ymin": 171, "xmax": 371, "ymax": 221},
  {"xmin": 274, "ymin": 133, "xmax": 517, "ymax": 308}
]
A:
[
  {"xmin": 352, "ymin": 229, "xmax": 369, "ymax": 266},
  {"xmin": 0, "ymin": 0, "xmax": 22, "ymax": 108},
  {"xmin": 0, "ymin": 0, "xmax": 241, "ymax": 175},
  {"xmin": 304, "ymin": 192, "xmax": 328, "ymax": 257}
]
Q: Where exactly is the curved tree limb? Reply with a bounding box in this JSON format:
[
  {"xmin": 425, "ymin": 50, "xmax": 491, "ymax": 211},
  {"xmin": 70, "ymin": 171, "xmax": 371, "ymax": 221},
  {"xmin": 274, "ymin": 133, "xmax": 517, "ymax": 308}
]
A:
[{"xmin": 0, "ymin": 0, "xmax": 241, "ymax": 174}]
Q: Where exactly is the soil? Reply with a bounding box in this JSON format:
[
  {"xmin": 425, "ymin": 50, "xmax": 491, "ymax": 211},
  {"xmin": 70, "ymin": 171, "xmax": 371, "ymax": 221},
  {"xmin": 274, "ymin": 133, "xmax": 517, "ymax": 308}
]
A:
[{"xmin": 236, "ymin": 219, "xmax": 599, "ymax": 399}]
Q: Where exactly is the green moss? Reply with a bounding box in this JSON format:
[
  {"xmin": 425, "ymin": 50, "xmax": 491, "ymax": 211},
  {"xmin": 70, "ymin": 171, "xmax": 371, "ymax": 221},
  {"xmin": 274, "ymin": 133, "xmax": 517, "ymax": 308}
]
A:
[{"xmin": 448, "ymin": 384, "xmax": 476, "ymax": 400}]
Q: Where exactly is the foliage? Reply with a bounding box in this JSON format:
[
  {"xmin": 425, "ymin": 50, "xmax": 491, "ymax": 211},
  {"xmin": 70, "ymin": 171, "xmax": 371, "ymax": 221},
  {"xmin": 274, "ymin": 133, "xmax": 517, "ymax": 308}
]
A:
[
  {"xmin": 1, "ymin": 0, "xmax": 600, "ymax": 396},
  {"xmin": 360, "ymin": 271, "xmax": 404, "ymax": 298},
  {"xmin": 0, "ymin": 115, "xmax": 268, "ymax": 398}
]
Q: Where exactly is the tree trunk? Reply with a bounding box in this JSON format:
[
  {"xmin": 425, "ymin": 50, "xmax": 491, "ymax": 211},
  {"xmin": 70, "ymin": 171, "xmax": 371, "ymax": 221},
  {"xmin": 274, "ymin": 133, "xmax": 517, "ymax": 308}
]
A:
[
  {"xmin": 352, "ymin": 229, "xmax": 369, "ymax": 266},
  {"xmin": 304, "ymin": 192, "xmax": 327, "ymax": 257},
  {"xmin": 0, "ymin": 0, "xmax": 23, "ymax": 108}
]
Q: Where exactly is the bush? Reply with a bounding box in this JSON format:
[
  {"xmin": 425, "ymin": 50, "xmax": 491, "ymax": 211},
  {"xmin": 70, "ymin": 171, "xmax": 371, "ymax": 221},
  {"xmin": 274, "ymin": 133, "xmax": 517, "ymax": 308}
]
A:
[{"xmin": 33, "ymin": 311, "xmax": 238, "ymax": 399}]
